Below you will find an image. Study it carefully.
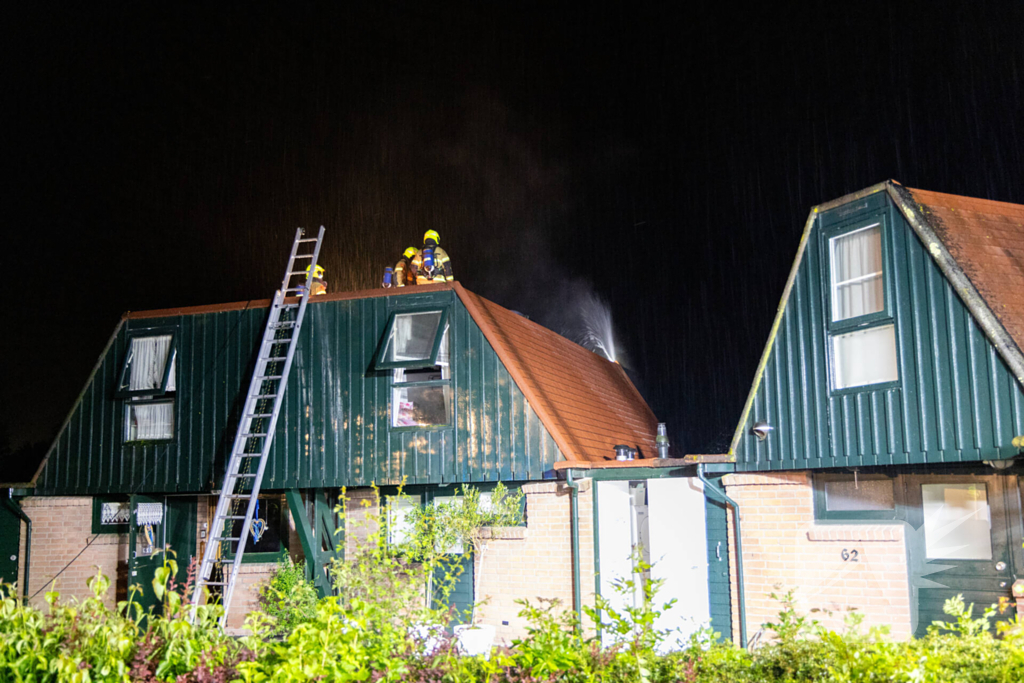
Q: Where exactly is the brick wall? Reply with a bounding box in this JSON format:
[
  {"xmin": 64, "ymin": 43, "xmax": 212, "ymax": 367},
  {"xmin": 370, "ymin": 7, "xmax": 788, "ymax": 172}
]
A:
[
  {"xmin": 472, "ymin": 480, "xmax": 595, "ymax": 644},
  {"xmin": 18, "ymin": 497, "xmax": 126, "ymax": 610},
  {"xmin": 723, "ymin": 472, "xmax": 912, "ymax": 642}
]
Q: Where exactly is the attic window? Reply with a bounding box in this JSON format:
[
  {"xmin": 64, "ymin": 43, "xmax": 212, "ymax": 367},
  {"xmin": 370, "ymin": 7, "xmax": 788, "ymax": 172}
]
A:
[
  {"xmin": 117, "ymin": 333, "xmax": 177, "ymax": 398},
  {"xmin": 375, "ymin": 309, "xmax": 449, "ymax": 370},
  {"xmin": 391, "ymin": 323, "xmax": 452, "ymax": 428},
  {"xmin": 826, "ymin": 220, "xmax": 899, "ymax": 391}
]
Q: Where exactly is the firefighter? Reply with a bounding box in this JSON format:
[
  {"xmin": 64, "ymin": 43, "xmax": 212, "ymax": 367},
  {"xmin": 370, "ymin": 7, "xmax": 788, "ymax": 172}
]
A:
[
  {"xmin": 393, "ymin": 246, "xmax": 419, "ymax": 287},
  {"xmin": 300, "ymin": 264, "xmax": 328, "ymax": 296},
  {"xmin": 413, "ymin": 230, "xmax": 453, "ymax": 284}
]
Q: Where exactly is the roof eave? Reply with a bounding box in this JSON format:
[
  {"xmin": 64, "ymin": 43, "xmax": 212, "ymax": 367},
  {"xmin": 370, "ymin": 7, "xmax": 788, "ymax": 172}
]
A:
[{"xmin": 888, "ymin": 184, "xmax": 1024, "ymax": 387}]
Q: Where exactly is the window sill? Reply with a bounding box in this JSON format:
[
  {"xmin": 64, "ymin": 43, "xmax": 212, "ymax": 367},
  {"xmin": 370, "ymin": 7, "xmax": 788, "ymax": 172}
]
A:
[{"xmin": 389, "ymin": 425, "xmax": 453, "ymax": 433}]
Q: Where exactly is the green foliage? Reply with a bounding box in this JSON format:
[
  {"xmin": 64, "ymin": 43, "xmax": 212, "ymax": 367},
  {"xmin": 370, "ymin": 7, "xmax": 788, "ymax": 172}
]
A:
[
  {"xmin": 255, "ymin": 557, "xmax": 318, "ymax": 638},
  {"xmin": 3, "ymin": 516, "xmax": 1023, "ymax": 683}
]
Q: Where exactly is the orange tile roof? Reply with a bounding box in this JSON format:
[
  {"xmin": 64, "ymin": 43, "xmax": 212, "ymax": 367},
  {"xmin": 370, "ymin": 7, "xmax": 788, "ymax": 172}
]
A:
[
  {"xmin": 454, "ymin": 284, "xmax": 660, "ymax": 463},
  {"xmin": 905, "ymin": 187, "xmax": 1024, "ymax": 362}
]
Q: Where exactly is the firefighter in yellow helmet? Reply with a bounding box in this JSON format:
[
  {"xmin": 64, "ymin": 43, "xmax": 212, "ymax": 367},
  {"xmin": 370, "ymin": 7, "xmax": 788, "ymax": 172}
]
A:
[
  {"xmin": 393, "ymin": 246, "xmax": 420, "ymax": 287},
  {"xmin": 413, "ymin": 230, "xmax": 453, "ymax": 285},
  {"xmin": 301, "ymin": 264, "xmax": 328, "ymax": 296}
]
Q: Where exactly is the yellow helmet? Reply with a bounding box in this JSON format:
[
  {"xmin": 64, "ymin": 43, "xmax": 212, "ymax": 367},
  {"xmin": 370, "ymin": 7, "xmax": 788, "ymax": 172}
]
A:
[
  {"xmin": 306, "ymin": 264, "xmax": 325, "ymax": 279},
  {"xmin": 403, "ymin": 246, "xmax": 418, "ymax": 259},
  {"xmin": 423, "ymin": 229, "xmax": 440, "ymax": 245}
]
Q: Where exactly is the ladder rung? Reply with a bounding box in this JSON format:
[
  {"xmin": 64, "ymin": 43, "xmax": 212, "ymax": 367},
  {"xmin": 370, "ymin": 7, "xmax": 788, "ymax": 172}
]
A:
[
  {"xmin": 296, "ymin": 239, "xmax": 319, "ymax": 243},
  {"xmin": 255, "ymin": 375, "xmax": 283, "ymax": 380},
  {"xmin": 252, "ymin": 394, "xmax": 279, "ymax": 399},
  {"xmin": 244, "ymin": 413, "xmax": 274, "ymax": 419},
  {"xmin": 237, "ymin": 453, "xmax": 262, "ymax": 458},
  {"xmin": 223, "ymin": 494, "xmax": 251, "ymax": 499},
  {"xmin": 268, "ymin": 322, "xmax": 295, "ymax": 329},
  {"xmin": 199, "ymin": 581, "xmax": 228, "ymax": 586},
  {"xmin": 229, "ymin": 473, "xmax": 259, "ymax": 479},
  {"xmin": 280, "ymin": 304, "xmax": 300, "ymax": 309},
  {"xmin": 287, "ymin": 271, "xmax": 307, "ymax": 276},
  {"xmin": 241, "ymin": 432, "xmax": 269, "ymax": 437},
  {"xmin": 212, "ymin": 537, "xmax": 242, "ymax": 542},
  {"xmin": 261, "ymin": 356, "xmax": 288, "ymax": 362},
  {"xmin": 221, "ymin": 515, "xmax": 247, "ymax": 520}
]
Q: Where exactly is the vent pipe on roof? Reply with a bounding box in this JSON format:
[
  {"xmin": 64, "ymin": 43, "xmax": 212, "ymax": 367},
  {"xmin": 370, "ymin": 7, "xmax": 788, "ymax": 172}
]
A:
[
  {"xmin": 613, "ymin": 444, "xmax": 633, "ymax": 461},
  {"xmin": 656, "ymin": 423, "xmax": 670, "ymax": 459}
]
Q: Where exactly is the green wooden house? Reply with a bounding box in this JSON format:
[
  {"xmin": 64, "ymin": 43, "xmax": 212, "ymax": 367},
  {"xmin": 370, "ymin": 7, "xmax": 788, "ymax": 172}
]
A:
[
  {"xmin": 7, "ymin": 281, "xmax": 666, "ymax": 634},
  {"xmin": 723, "ymin": 181, "xmax": 1024, "ymax": 638}
]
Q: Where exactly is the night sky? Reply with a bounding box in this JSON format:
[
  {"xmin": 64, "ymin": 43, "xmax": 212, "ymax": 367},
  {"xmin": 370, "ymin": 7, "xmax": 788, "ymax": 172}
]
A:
[{"xmin": 4, "ymin": 3, "xmax": 1023, "ymax": 477}]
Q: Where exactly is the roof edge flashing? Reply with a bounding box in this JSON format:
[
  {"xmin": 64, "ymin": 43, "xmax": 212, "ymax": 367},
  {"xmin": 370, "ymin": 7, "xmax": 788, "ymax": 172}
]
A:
[{"xmin": 888, "ymin": 183, "xmax": 1024, "ymax": 387}]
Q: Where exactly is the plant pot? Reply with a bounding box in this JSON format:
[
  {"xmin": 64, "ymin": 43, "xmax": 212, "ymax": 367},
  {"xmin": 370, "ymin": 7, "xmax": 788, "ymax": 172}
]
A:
[{"xmin": 453, "ymin": 624, "xmax": 495, "ymax": 657}]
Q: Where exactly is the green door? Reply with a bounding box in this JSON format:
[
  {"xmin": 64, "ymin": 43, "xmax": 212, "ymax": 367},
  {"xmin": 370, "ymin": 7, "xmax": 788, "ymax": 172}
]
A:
[
  {"xmin": 129, "ymin": 495, "xmax": 197, "ymax": 617},
  {"xmin": 904, "ymin": 475, "xmax": 1017, "ymax": 636},
  {"xmin": 0, "ymin": 501, "xmax": 21, "ymax": 586},
  {"xmin": 433, "ymin": 554, "xmax": 474, "ymax": 627}
]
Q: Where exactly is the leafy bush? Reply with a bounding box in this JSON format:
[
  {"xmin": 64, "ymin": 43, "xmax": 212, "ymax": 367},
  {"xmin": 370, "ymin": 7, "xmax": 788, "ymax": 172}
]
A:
[{"xmin": 255, "ymin": 557, "xmax": 318, "ymax": 638}]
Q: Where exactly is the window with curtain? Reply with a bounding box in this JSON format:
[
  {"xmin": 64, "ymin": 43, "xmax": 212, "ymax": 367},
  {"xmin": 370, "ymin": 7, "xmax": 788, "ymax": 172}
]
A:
[
  {"xmin": 827, "ymin": 222, "xmax": 898, "ymax": 390},
  {"xmin": 391, "ymin": 323, "xmax": 452, "ymax": 427},
  {"xmin": 120, "ymin": 331, "xmax": 177, "ymax": 442}
]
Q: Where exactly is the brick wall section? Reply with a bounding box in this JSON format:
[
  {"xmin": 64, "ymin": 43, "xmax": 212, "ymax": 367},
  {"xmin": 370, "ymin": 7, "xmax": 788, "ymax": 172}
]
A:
[
  {"xmin": 224, "ymin": 562, "xmax": 278, "ymax": 632},
  {"xmin": 472, "ymin": 480, "xmax": 595, "ymax": 644},
  {"xmin": 18, "ymin": 497, "xmax": 125, "ymax": 610},
  {"xmin": 723, "ymin": 472, "xmax": 912, "ymax": 641}
]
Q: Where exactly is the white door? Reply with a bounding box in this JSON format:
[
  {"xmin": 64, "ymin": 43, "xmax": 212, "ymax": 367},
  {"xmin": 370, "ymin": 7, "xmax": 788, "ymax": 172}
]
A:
[{"xmin": 648, "ymin": 477, "xmax": 710, "ymax": 648}]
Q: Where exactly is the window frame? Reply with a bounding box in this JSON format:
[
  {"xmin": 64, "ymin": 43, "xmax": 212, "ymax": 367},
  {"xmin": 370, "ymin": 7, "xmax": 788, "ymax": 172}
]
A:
[
  {"xmin": 822, "ymin": 216, "xmax": 900, "ymax": 394},
  {"xmin": 91, "ymin": 496, "xmax": 131, "ymax": 534},
  {"xmin": 373, "ymin": 308, "xmax": 450, "ymax": 371},
  {"xmin": 386, "ymin": 312, "xmax": 453, "ymax": 431},
  {"xmin": 115, "ymin": 328, "xmax": 178, "ymax": 399},
  {"xmin": 222, "ymin": 494, "xmax": 289, "ymax": 564},
  {"xmin": 123, "ymin": 397, "xmax": 176, "ymax": 444},
  {"xmin": 812, "ymin": 472, "xmax": 900, "ymax": 522}
]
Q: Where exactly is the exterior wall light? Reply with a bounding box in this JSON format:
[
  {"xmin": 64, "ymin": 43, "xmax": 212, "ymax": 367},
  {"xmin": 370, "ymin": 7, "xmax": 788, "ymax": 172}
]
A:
[{"xmin": 751, "ymin": 421, "xmax": 773, "ymax": 442}]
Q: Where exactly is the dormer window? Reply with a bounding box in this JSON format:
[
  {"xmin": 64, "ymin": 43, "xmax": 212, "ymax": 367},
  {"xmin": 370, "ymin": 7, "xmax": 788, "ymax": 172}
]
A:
[
  {"xmin": 119, "ymin": 330, "xmax": 177, "ymax": 442},
  {"xmin": 826, "ymin": 221, "xmax": 898, "ymax": 390},
  {"xmin": 375, "ymin": 310, "xmax": 453, "ymax": 428}
]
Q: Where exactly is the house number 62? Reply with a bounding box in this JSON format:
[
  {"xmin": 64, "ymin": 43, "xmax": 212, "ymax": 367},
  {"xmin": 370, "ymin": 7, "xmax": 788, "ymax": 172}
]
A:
[{"xmin": 841, "ymin": 548, "xmax": 859, "ymax": 562}]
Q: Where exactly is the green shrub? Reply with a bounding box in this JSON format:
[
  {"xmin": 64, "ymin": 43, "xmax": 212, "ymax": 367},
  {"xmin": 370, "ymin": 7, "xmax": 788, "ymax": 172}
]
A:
[{"xmin": 255, "ymin": 557, "xmax": 318, "ymax": 638}]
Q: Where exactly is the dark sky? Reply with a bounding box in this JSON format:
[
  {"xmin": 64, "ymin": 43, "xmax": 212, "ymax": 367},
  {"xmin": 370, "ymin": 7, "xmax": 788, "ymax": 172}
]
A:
[{"xmin": 3, "ymin": 2, "xmax": 1022, "ymax": 468}]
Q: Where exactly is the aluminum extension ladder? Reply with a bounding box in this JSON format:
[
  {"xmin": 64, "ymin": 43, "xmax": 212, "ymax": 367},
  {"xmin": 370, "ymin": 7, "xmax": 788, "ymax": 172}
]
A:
[{"xmin": 190, "ymin": 226, "xmax": 325, "ymax": 624}]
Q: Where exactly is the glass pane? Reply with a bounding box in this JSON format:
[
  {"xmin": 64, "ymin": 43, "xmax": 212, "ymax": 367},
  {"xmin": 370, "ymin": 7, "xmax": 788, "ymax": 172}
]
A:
[
  {"xmin": 101, "ymin": 501, "xmax": 130, "ymax": 525},
  {"xmin": 388, "ymin": 495, "xmax": 420, "ymax": 546},
  {"xmin": 231, "ymin": 497, "xmax": 283, "ymax": 555},
  {"xmin": 825, "ymin": 479, "xmax": 895, "ymax": 511},
  {"xmin": 833, "ymin": 324, "xmax": 898, "ymax": 389},
  {"xmin": 922, "ymin": 484, "xmax": 992, "ymax": 560},
  {"xmin": 122, "ymin": 335, "xmax": 174, "ymax": 392},
  {"xmin": 391, "ymin": 384, "xmax": 451, "ymax": 427},
  {"xmin": 383, "ymin": 311, "xmax": 443, "ymax": 363},
  {"xmin": 831, "ymin": 225, "xmax": 884, "ymax": 321},
  {"xmin": 393, "ymin": 326, "xmax": 450, "ymax": 382},
  {"xmin": 126, "ymin": 401, "xmax": 174, "ymax": 441}
]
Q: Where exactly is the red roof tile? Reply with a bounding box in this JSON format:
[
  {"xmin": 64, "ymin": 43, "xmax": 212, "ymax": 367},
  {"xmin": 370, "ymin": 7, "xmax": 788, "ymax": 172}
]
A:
[
  {"xmin": 905, "ymin": 187, "xmax": 1024, "ymax": 361},
  {"xmin": 454, "ymin": 284, "xmax": 659, "ymax": 463}
]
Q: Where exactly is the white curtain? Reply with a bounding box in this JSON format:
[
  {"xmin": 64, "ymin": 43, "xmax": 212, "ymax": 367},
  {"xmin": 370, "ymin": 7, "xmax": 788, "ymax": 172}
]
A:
[
  {"xmin": 127, "ymin": 335, "xmax": 174, "ymax": 391},
  {"xmin": 129, "ymin": 402, "xmax": 174, "ymax": 440},
  {"xmin": 831, "ymin": 225, "xmax": 884, "ymax": 321},
  {"xmin": 833, "ymin": 324, "xmax": 898, "ymax": 389}
]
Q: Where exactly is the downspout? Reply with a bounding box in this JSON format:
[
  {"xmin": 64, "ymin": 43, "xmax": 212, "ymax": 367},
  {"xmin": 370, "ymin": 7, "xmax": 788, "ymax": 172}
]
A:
[
  {"xmin": 565, "ymin": 470, "xmax": 583, "ymax": 630},
  {"xmin": 696, "ymin": 465, "xmax": 746, "ymax": 648},
  {"xmin": 4, "ymin": 491, "xmax": 31, "ymax": 602}
]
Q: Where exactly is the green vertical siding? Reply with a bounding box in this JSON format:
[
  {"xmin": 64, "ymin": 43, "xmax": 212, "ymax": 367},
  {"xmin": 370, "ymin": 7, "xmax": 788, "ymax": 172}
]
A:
[
  {"xmin": 704, "ymin": 485, "xmax": 733, "ymax": 641},
  {"xmin": 735, "ymin": 192, "xmax": 1024, "ymax": 470},
  {"xmin": 36, "ymin": 290, "xmax": 562, "ymax": 495}
]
